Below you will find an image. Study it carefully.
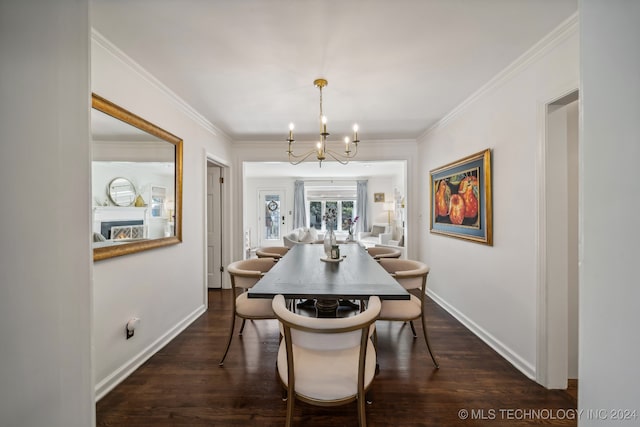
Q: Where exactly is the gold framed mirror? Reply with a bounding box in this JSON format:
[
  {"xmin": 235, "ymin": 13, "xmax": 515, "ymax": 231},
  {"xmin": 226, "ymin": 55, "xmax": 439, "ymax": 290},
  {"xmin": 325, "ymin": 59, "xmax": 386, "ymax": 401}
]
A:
[{"xmin": 91, "ymin": 93, "xmax": 183, "ymax": 261}]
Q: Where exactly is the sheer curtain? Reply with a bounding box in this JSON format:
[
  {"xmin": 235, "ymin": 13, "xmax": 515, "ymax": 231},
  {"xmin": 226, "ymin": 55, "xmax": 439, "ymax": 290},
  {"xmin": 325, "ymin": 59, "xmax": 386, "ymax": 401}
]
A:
[
  {"xmin": 356, "ymin": 180, "xmax": 368, "ymax": 233},
  {"xmin": 293, "ymin": 180, "xmax": 306, "ymax": 229}
]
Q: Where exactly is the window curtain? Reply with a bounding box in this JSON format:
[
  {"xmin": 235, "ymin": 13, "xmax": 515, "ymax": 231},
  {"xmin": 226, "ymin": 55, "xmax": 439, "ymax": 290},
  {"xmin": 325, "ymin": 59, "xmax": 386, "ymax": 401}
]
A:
[
  {"xmin": 293, "ymin": 180, "xmax": 306, "ymax": 229},
  {"xmin": 356, "ymin": 180, "xmax": 368, "ymax": 233}
]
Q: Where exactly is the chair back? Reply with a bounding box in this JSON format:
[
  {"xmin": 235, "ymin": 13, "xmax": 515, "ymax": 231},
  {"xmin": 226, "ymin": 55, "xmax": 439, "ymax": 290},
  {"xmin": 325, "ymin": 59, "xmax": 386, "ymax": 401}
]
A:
[
  {"xmin": 273, "ymin": 295, "xmax": 381, "ymax": 423},
  {"xmin": 378, "ymin": 259, "xmax": 429, "ymax": 291},
  {"xmin": 367, "ymin": 246, "xmax": 402, "ymax": 259},
  {"xmin": 227, "ymin": 258, "xmax": 276, "ymax": 290},
  {"xmin": 273, "ymin": 295, "xmax": 381, "ymax": 351},
  {"xmin": 256, "ymin": 246, "xmax": 289, "ymax": 259}
]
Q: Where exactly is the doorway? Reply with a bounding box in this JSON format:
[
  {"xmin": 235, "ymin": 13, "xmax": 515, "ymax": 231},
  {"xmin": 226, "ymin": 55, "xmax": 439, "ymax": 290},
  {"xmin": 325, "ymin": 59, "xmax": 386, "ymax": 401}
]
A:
[
  {"xmin": 537, "ymin": 90, "xmax": 579, "ymax": 388},
  {"xmin": 258, "ymin": 189, "xmax": 286, "ymax": 248},
  {"xmin": 207, "ymin": 162, "xmax": 223, "ymax": 288}
]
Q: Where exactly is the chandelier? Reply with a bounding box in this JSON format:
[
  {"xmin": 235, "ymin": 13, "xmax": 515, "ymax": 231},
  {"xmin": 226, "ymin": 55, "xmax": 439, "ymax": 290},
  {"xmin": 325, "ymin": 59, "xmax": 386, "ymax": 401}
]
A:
[{"xmin": 286, "ymin": 78, "xmax": 360, "ymax": 167}]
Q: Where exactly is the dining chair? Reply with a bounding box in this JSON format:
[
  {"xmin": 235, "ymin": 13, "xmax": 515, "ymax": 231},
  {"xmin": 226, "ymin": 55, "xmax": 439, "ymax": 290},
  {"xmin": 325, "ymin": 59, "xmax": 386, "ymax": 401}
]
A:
[
  {"xmin": 366, "ymin": 246, "xmax": 402, "ymax": 260},
  {"xmin": 219, "ymin": 257, "xmax": 278, "ymax": 366},
  {"xmin": 377, "ymin": 259, "xmax": 439, "ymax": 368},
  {"xmin": 272, "ymin": 294, "xmax": 381, "ymax": 427},
  {"xmin": 256, "ymin": 246, "xmax": 289, "ymax": 260}
]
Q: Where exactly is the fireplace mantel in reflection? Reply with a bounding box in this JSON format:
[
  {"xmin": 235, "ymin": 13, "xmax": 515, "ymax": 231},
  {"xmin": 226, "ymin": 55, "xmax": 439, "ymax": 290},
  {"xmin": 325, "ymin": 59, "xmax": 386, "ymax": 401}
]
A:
[{"xmin": 93, "ymin": 206, "xmax": 147, "ymax": 238}]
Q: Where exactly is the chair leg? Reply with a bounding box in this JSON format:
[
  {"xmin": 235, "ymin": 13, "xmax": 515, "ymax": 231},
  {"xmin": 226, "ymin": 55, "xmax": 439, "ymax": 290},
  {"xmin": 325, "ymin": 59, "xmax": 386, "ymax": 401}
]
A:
[
  {"xmin": 409, "ymin": 320, "xmax": 418, "ymax": 338},
  {"xmin": 238, "ymin": 318, "xmax": 247, "ymax": 335},
  {"xmin": 219, "ymin": 314, "xmax": 237, "ymax": 366},
  {"xmin": 420, "ymin": 315, "xmax": 439, "ymax": 369},
  {"xmin": 285, "ymin": 389, "xmax": 295, "ymax": 427},
  {"xmin": 358, "ymin": 393, "xmax": 368, "ymax": 427}
]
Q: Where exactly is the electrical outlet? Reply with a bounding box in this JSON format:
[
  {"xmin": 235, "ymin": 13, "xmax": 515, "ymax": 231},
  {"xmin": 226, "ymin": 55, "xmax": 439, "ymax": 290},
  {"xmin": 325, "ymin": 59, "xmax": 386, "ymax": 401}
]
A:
[{"xmin": 126, "ymin": 317, "xmax": 140, "ymax": 339}]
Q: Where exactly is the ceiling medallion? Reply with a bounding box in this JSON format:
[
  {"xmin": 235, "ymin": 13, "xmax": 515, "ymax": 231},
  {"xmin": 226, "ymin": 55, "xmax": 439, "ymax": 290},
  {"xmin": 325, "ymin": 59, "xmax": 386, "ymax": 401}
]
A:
[{"xmin": 286, "ymin": 78, "xmax": 360, "ymax": 167}]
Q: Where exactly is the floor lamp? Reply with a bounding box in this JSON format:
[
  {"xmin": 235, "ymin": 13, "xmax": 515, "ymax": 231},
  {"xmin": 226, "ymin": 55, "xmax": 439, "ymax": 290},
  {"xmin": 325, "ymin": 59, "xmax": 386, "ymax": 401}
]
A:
[{"xmin": 384, "ymin": 202, "xmax": 395, "ymax": 225}]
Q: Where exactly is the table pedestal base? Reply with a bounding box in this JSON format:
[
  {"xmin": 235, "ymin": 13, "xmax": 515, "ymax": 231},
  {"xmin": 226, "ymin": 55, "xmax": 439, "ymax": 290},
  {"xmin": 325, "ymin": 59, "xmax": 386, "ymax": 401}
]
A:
[{"xmin": 315, "ymin": 298, "xmax": 339, "ymax": 318}]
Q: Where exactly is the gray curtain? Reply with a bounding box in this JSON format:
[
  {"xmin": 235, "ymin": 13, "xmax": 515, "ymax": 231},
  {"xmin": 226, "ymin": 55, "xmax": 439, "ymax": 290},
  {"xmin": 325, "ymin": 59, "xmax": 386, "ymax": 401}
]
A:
[
  {"xmin": 293, "ymin": 180, "xmax": 306, "ymax": 229},
  {"xmin": 356, "ymin": 180, "xmax": 368, "ymax": 233}
]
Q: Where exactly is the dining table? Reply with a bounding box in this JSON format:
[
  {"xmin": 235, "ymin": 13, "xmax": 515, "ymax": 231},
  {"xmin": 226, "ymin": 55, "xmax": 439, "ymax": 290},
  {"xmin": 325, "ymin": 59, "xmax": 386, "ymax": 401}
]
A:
[{"xmin": 248, "ymin": 243, "xmax": 409, "ymax": 317}]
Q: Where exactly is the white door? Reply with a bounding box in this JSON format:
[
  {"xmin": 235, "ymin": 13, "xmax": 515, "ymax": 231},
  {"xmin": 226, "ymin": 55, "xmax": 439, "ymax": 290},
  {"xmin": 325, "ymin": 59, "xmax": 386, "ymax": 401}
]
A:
[
  {"xmin": 207, "ymin": 165, "xmax": 222, "ymax": 288},
  {"xmin": 258, "ymin": 189, "xmax": 286, "ymax": 248}
]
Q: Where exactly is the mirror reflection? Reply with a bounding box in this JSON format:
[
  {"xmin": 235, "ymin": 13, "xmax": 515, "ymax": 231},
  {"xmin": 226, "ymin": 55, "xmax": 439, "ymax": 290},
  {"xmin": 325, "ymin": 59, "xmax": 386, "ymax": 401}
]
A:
[
  {"xmin": 108, "ymin": 177, "xmax": 137, "ymax": 206},
  {"xmin": 92, "ymin": 94, "xmax": 183, "ymax": 261}
]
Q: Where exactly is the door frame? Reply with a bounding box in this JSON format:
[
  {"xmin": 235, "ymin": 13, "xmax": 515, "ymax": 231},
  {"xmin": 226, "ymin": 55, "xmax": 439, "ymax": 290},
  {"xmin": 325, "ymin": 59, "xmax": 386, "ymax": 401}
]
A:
[
  {"xmin": 204, "ymin": 152, "xmax": 231, "ymax": 295},
  {"xmin": 535, "ymin": 87, "xmax": 579, "ymax": 389},
  {"xmin": 206, "ymin": 164, "xmax": 223, "ymax": 289}
]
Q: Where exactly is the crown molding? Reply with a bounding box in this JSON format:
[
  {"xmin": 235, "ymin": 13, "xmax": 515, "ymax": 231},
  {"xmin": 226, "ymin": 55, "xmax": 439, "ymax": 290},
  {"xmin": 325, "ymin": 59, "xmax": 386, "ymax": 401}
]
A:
[
  {"xmin": 91, "ymin": 29, "xmax": 229, "ymax": 140},
  {"xmin": 419, "ymin": 12, "xmax": 579, "ymax": 140}
]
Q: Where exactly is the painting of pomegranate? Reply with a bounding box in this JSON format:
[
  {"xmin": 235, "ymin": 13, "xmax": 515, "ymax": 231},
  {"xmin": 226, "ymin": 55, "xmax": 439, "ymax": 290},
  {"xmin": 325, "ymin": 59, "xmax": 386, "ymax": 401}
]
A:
[{"xmin": 429, "ymin": 149, "xmax": 492, "ymax": 245}]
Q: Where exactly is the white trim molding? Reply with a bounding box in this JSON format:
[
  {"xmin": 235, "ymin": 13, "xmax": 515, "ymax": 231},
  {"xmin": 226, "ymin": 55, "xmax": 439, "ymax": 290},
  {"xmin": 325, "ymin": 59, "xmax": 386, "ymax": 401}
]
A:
[
  {"xmin": 95, "ymin": 304, "xmax": 206, "ymax": 400},
  {"xmin": 427, "ymin": 289, "xmax": 536, "ymax": 380},
  {"xmin": 91, "ymin": 29, "xmax": 228, "ymax": 140}
]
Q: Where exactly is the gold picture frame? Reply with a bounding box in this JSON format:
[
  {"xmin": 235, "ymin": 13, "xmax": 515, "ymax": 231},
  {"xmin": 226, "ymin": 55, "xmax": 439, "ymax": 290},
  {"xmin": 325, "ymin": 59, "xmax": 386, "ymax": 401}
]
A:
[{"xmin": 430, "ymin": 149, "xmax": 492, "ymax": 245}]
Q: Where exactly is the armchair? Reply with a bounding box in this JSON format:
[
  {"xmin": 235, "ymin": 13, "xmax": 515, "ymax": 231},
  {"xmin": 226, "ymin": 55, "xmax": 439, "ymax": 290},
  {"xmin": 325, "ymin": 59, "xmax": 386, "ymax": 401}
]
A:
[
  {"xmin": 273, "ymin": 294, "xmax": 381, "ymax": 426},
  {"xmin": 357, "ymin": 223, "xmax": 392, "ymax": 246}
]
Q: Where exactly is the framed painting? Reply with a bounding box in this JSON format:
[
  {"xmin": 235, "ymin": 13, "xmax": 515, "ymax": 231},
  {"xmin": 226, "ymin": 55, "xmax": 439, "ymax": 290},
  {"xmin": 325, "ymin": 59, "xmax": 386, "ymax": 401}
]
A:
[
  {"xmin": 430, "ymin": 149, "xmax": 492, "ymax": 245},
  {"xmin": 374, "ymin": 192, "xmax": 385, "ymax": 203}
]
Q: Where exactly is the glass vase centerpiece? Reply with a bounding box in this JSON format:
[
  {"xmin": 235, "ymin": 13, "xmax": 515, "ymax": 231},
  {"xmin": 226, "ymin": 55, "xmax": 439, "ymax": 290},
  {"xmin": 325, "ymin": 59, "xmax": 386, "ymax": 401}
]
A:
[{"xmin": 323, "ymin": 206, "xmax": 337, "ymax": 257}]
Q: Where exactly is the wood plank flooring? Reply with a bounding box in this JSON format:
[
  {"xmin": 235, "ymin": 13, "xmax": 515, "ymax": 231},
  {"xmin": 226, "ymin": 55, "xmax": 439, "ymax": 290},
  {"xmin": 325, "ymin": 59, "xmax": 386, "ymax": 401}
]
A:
[{"xmin": 96, "ymin": 289, "xmax": 577, "ymax": 426}]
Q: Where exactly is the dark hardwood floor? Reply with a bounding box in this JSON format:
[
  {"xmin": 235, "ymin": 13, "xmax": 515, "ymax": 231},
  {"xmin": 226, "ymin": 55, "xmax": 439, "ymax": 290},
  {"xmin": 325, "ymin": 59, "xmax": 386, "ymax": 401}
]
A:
[{"xmin": 96, "ymin": 289, "xmax": 577, "ymax": 426}]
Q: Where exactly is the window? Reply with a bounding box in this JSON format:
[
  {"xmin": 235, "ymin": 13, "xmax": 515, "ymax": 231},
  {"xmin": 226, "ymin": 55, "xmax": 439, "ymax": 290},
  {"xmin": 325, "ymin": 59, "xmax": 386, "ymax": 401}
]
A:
[
  {"xmin": 341, "ymin": 201, "xmax": 354, "ymax": 231},
  {"xmin": 306, "ymin": 184, "xmax": 357, "ymax": 232},
  {"xmin": 308, "ymin": 200, "xmax": 356, "ymax": 231},
  {"xmin": 310, "ymin": 201, "xmax": 322, "ymax": 230}
]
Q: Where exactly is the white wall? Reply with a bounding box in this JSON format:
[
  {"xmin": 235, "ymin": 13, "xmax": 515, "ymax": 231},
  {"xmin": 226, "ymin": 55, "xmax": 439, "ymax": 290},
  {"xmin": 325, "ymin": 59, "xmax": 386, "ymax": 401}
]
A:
[
  {"xmin": 91, "ymin": 33, "xmax": 233, "ymax": 398},
  {"xmin": 0, "ymin": 1, "xmax": 94, "ymax": 426},
  {"xmin": 417, "ymin": 18, "xmax": 579, "ymax": 378},
  {"xmin": 579, "ymin": 1, "xmax": 640, "ymax": 423}
]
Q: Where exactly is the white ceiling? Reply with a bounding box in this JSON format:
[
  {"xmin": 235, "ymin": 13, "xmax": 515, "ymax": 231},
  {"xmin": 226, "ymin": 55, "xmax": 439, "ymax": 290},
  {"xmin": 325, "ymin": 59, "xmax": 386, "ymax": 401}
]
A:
[{"xmin": 91, "ymin": 0, "xmax": 577, "ymax": 142}]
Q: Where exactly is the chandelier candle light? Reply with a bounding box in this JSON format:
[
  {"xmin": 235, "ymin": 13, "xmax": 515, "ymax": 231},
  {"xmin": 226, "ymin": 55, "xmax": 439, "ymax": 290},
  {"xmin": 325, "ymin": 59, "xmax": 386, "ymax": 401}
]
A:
[{"xmin": 287, "ymin": 78, "xmax": 360, "ymax": 167}]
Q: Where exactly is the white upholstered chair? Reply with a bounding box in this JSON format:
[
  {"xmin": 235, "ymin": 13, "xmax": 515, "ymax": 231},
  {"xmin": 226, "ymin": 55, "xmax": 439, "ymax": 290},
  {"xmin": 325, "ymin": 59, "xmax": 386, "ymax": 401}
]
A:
[
  {"xmin": 272, "ymin": 294, "xmax": 381, "ymax": 427},
  {"xmin": 219, "ymin": 257, "xmax": 277, "ymax": 366},
  {"xmin": 377, "ymin": 259, "xmax": 439, "ymax": 368},
  {"xmin": 256, "ymin": 246, "xmax": 289, "ymax": 260},
  {"xmin": 357, "ymin": 223, "xmax": 392, "ymax": 246}
]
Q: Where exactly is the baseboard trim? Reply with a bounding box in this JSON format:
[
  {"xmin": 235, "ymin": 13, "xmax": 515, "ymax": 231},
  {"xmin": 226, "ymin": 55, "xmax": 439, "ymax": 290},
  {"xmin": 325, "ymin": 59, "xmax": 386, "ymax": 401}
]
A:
[
  {"xmin": 427, "ymin": 289, "xmax": 536, "ymax": 380},
  {"xmin": 95, "ymin": 304, "xmax": 206, "ymax": 400}
]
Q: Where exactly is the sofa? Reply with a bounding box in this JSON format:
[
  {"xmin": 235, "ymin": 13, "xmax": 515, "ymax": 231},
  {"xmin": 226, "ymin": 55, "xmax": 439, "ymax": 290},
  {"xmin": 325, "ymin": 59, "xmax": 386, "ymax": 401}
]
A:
[
  {"xmin": 357, "ymin": 223, "xmax": 392, "ymax": 246},
  {"xmin": 283, "ymin": 227, "xmax": 324, "ymax": 248}
]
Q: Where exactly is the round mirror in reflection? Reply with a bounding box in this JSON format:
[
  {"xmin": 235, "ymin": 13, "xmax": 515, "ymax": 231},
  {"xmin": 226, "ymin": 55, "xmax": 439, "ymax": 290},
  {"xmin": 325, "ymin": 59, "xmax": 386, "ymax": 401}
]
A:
[{"xmin": 108, "ymin": 177, "xmax": 136, "ymax": 206}]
